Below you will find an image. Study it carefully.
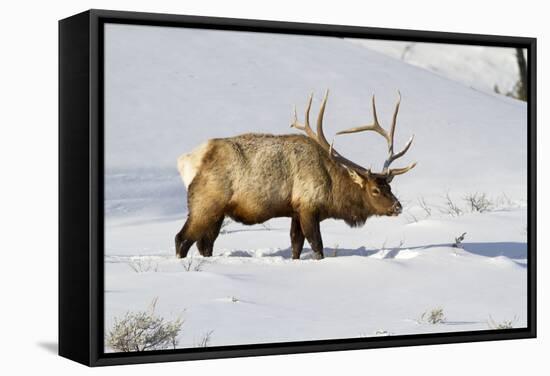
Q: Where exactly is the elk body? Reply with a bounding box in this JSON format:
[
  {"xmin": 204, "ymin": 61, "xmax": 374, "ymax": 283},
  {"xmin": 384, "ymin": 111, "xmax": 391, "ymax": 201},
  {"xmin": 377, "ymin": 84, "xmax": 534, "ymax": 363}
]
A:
[{"xmin": 175, "ymin": 91, "xmax": 416, "ymax": 260}]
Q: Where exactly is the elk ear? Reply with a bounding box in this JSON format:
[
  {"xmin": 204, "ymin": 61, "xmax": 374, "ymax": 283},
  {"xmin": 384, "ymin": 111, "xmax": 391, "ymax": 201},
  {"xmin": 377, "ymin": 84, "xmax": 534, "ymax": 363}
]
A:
[{"xmin": 346, "ymin": 168, "xmax": 365, "ymax": 188}]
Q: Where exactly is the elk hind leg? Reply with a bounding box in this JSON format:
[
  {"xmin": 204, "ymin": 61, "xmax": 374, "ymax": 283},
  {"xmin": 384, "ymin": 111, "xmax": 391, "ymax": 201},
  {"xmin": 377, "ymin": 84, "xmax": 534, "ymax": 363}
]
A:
[
  {"xmin": 175, "ymin": 210, "xmax": 223, "ymax": 258},
  {"xmin": 196, "ymin": 217, "xmax": 224, "ymax": 257},
  {"xmin": 175, "ymin": 220, "xmax": 196, "ymax": 259}
]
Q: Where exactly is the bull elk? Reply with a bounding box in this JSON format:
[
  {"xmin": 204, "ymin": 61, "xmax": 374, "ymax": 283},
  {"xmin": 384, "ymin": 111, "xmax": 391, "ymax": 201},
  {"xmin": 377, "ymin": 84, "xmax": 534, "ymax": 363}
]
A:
[{"xmin": 175, "ymin": 90, "xmax": 416, "ymax": 260}]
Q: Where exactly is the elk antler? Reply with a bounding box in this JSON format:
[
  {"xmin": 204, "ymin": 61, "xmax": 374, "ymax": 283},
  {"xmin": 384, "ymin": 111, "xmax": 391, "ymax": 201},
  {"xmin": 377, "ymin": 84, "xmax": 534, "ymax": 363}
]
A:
[
  {"xmin": 290, "ymin": 91, "xmax": 333, "ymax": 151},
  {"xmin": 291, "ymin": 90, "xmax": 371, "ymax": 175},
  {"xmin": 291, "ymin": 90, "xmax": 416, "ymax": 181},
  {"xmin": 335, "ymin": 91, "xmax": 416, "ymax": 181}
]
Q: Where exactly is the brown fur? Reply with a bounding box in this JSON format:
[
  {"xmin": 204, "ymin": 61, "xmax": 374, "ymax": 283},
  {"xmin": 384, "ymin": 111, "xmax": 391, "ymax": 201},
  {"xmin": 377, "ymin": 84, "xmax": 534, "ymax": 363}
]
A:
[{"xmin": 175, "ymin": 133, "xmax": 402, "ymax": 259}]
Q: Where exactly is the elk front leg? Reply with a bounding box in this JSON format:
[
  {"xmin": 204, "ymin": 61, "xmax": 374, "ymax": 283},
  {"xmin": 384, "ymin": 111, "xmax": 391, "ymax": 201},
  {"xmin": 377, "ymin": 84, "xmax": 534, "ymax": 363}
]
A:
[
  {"xmin": 299, "ymin": 213, "xmax": 324, "ymax": 260},
  {"xmin": 290, "ymin": 217, "xmax": 305, "ymax": 260}
]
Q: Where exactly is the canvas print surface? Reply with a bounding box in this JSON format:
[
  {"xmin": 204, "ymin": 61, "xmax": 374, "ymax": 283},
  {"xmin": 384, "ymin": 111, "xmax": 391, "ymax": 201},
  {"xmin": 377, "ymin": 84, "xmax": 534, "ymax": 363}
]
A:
[{"xmin": 103, "ymin": 23, "xmax": 528, "ymax": 352}]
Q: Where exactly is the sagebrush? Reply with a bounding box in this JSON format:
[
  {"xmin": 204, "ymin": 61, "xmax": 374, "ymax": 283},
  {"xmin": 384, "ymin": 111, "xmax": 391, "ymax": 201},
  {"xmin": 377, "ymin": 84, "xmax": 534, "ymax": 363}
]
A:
[
  {"xmin": 181, "ymin": 257, "xmax": 207, "ymax": 272},
  {"xmin": 487, "ymin": 315, "xmax": 517, "ymax": 329},
  {"xmin": 420, "ymin": 307, "xmax": 446, "ymax": 324},
  {"xmin": 127, "ymin": 258, "xmax": 158, "ymax": 273},
  {"xmin": 464, "ymin": 192, "xmax": 493, "ymax": 213},
  {"xmin": 195, "ymin": 330, "xmax": 215, "ymax": 347},
  {"xmin": 440, "ymin": 193, "xmax": 463, "ymax": 217},
  {"xmin": 418, "ymin": 196, "xmax": 432, "ymax": 217},
  {"xmin": 106, "ymin": 298, "xmax": 183, "ymax": 352}
]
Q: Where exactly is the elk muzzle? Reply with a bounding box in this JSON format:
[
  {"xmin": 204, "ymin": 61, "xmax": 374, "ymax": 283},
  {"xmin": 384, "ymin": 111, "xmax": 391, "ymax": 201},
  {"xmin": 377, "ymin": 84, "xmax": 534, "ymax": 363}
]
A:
[{"xmin": 388, "ymin": 201, "xmax": 402, "ymax": 216}]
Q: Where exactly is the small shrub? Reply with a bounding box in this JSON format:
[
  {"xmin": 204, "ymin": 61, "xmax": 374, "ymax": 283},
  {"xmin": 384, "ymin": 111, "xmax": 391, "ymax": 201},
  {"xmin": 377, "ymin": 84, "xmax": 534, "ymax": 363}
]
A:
[
  {"xmin": 464, "ymin": 192, "xmax": 493, "ymax": 213},
  {"xmin": 488, "ymin": 315, "xmax": 517, "ymax": 329},
  {"xmin": 195, "ymin": 330, "xmax": 214, "ymax": 347},
  {"xmin": 494, "ymin": 193, "xmax": 514, "ymax": 210},
  {"xmin": 420, "ymin": 307, "xmax": 446, "ymax": 324},
  {"xmin": 106, "ymin": 298, "xmax": 183, "ymax": 352},
  {"xmin": 181, "ymin": 258, "xmax": 207, "ymax": 272},
  {"xmin": 440, "ymin": 193, "xmax": 463, "ymax": 217},
  {"xmin": 418, "ymin": 196, "xmax": 432, "ymax": 217},
  {"xmin": 406, "ymin": 212, "xmax": 419, "ymax": 224},
  {"xmin": 453, "ymin": 232, "xmax": 467, "ymax": 248},
  {"xmin": 127, "ymin": 258, "xmax": 158, "ymax": 273}
]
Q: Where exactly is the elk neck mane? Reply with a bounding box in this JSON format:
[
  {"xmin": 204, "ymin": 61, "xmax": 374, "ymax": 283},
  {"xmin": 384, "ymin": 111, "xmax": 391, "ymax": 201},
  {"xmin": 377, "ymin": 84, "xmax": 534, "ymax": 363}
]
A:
[{"xmin": 324, "ymin": 156, "xmax": 374, "ymax": 227}]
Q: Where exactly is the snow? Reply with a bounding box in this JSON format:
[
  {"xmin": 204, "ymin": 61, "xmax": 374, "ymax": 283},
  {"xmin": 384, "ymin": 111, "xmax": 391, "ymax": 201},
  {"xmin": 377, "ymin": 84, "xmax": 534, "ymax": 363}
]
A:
[
  {"xmin": 103, "ymin": 23, "xmax": 527, "ymax": 351},
  {"xmin": 105, "ymin": 210, "xmax": 526, "ymax": 348},
  {"xmin": 347, "ymin": 39, "xmax": 524, "ymax": 96}
]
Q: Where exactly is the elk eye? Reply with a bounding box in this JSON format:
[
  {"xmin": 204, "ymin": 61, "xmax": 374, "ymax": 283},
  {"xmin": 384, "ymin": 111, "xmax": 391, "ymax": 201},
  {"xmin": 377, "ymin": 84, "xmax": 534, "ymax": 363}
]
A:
[{"xmin": 372, "ymin": 187, "xmax": 381, "ymax": 196}]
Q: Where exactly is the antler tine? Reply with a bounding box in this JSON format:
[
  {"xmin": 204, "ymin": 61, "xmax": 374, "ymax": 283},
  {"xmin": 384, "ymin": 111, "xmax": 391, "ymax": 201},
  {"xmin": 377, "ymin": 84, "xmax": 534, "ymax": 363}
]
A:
[
  {"xmin": 333, "ymin": 90, "xmax": 416, "ymax": 180},
  {"xmin": 335, "ymin": 95, "xmax": 390, "ymax": 143},
  {"xmin": 386, "ymin": 162, "xmax": 417, "ymax": 182},
  {"xmin": 383, "ymin": 134, "xmax": 414, "ymax": 170},
  {"xmin": 304, "ymin": 93, "xmax": 312, "ymax": 129},
  {"xmin": 328, "ymin": 137, "xmax": 334, "ymax": 156},
  {"xmin": 382, "ymin": 90, "xmax": 413, "ymax": 175},
  {"xmin": 387, "ymin": 90, "xmax": 402, "ymax": 155},
  {"xmin": 290, "ymin": 94, "xmax": 317, "ymax": 139},
  {"xmin": 291, "ymin": 90, "xmax": 417, "ymax": 180},
  {"xmin": 384, "ymin": 135, "xmax": 414, "ymax": 170},
  {"xmin": 316, "ymin": 89, "xmax": 332, "ymax": 149},
  {"xmin": 291, "ymin": 91, "xmax": 371, "ymax": 175},
  {"xmin": 390, "ymin": 162, "xmax": 417, "ymax": 175}
]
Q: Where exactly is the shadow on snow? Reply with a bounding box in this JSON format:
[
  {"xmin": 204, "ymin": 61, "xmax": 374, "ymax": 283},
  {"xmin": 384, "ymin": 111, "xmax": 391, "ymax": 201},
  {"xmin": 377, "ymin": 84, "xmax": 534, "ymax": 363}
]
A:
[{"xmin": 223, "ymin": 241, "xmax": 527, "ymax": 261}]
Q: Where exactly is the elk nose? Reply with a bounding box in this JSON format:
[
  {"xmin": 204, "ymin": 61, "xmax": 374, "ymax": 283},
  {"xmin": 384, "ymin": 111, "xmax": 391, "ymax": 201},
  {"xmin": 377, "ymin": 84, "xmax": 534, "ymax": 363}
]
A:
[{"xmin": 393, "ymin": 202, "xmax": 402, "ymax": 215}]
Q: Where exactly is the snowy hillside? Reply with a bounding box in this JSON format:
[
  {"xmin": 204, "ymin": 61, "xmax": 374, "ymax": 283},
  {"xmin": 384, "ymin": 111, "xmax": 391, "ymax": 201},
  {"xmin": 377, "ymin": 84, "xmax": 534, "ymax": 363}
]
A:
[
  {"xmin": 104, "ymin": 24, "xmax": 527, "ymax": 220},
  {"xmin": 348, "ymin": 39, "xmax": 524, "ymax": 96},
  {"xmin": 103, "ymin": 24, "xmax": 527, "ymax": 351}
]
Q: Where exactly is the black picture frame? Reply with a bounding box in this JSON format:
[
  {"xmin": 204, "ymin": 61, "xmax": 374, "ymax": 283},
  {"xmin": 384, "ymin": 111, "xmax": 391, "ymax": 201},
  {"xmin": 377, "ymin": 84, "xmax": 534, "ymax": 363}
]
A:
[{"xmin": 59, "ymin": 9, "xmax": 537, "ymax": 367}]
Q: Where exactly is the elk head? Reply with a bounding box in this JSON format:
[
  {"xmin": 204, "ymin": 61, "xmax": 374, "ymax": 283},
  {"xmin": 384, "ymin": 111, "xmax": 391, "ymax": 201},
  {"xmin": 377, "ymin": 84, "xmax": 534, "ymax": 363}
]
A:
[{"xmin": 291, "ymin": 90, "xmax": 416, "ymax": 217}]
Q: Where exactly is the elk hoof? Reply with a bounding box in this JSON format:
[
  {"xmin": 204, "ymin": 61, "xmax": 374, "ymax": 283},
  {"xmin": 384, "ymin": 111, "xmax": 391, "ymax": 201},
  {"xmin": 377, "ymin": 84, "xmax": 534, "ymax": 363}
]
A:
[{"xmin": 312, "ymin": 252, "xmax": 324, "ymax": 260}]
